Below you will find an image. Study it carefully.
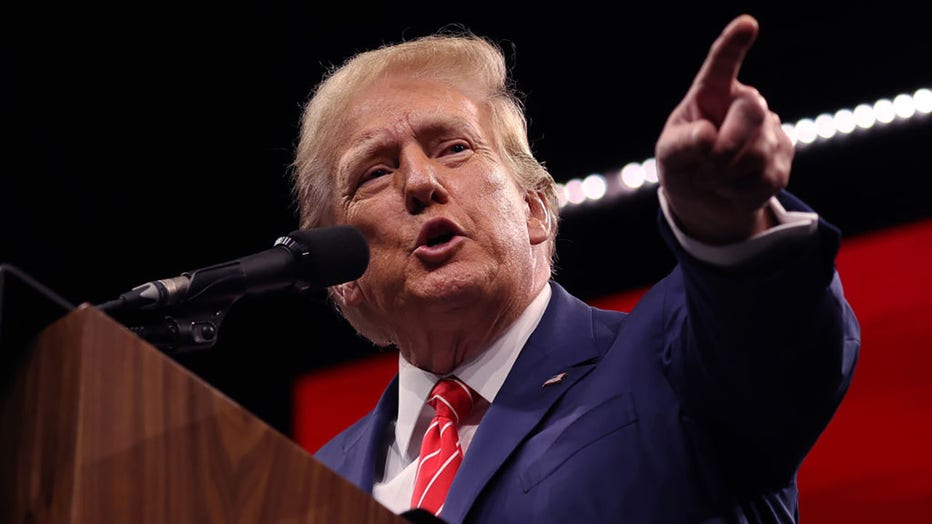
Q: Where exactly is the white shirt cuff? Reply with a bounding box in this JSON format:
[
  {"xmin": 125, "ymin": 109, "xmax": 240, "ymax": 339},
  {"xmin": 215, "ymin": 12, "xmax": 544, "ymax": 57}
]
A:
[{"xmin": 658, "ymin": 187, "xmax": 819, "ymax": 267}]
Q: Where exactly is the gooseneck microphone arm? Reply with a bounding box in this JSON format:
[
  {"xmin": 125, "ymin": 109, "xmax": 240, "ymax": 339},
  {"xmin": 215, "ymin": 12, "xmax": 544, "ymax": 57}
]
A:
[{"xmin": 96, "ymin": 225, "xmax": 369, "ymax": 354}]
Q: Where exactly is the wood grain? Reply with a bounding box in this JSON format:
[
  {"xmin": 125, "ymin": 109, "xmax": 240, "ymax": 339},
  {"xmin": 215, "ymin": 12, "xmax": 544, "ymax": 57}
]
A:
[{"xmin": 1, "ymin": 304, "xmax": 406, "ymax": 523}]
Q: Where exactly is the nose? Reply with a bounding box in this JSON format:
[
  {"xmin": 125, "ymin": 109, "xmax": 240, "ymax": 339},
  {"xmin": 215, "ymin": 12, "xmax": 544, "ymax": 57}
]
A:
[{"xmin": 401, "ymin": 149, "xmax": 448, "ymax": 215}]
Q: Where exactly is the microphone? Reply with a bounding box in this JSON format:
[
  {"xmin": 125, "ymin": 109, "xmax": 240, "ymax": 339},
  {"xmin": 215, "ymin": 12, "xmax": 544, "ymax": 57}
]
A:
[{"xmin": 97, "ymin": 225, "xmax": 369, "ymax": 314}]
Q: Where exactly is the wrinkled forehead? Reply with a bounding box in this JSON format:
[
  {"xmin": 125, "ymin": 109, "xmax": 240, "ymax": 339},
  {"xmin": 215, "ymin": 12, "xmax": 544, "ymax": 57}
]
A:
[
  {"xmin": 356, "ymin": 77, "xmax": 483, "ymax": 130},
  {"xmin": 339, "ymin": 75, "xmax": 488, "ymax": 146}
]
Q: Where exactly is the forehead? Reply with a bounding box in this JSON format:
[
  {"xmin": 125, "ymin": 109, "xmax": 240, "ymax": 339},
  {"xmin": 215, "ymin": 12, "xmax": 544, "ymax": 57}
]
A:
[{"xmin": 341, "ymin": 76, "xmax": 487, "ymax": 147}]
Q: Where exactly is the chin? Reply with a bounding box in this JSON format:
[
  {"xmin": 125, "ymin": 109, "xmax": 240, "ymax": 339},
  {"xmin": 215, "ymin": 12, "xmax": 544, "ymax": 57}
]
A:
[{"xmin": 408, "ymin": 265, "xmax": 492, "ymax": 309}]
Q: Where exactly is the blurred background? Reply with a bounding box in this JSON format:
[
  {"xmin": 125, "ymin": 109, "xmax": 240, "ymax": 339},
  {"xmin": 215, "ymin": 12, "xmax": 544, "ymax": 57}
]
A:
[{"xmin": 3, "ymin": 2, "xmax": 931, "ymax": 519}]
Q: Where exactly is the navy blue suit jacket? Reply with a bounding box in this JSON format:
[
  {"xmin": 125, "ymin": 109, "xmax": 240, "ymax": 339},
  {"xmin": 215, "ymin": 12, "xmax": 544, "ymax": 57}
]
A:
[{"xmin": 315, "ymin": 192, "xmax": 861, "ymax": 523}]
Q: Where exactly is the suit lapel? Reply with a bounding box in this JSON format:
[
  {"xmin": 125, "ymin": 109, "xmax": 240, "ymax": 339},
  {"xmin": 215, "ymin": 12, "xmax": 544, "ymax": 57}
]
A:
[
  {"xmin": 332, "ymin": 375, "xmax": 399, "ymax": 492},
  {"xmin": 441, "ymin": 282, "xmax": 604, "ymax": 522}
]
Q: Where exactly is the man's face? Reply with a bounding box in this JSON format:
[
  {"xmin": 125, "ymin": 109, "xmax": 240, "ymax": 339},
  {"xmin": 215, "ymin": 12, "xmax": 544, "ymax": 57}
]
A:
[{"xmin": 328, "ymin": 75, "xmax": 548, "ymax": 338}]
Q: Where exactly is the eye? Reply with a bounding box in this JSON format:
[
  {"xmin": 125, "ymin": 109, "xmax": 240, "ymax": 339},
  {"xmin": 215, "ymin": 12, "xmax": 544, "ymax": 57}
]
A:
[
  {"xmin": 359, "ymin": 166, "xmax": 392, "ymax": 186},
  {"xmin": 441, "ymin": 141, "xmax": 471, "ymax": 156}
]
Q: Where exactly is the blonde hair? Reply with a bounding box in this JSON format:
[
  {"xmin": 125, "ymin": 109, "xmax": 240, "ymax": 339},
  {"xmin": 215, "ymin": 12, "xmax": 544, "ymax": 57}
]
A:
[{"xmin": 289, "ymin": 28, "xmax": 560, "ymax": 263}]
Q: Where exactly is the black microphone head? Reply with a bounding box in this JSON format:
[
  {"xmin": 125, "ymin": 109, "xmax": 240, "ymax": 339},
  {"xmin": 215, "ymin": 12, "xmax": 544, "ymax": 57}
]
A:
[{"xmin": 277, "ymin": 225, "xmax": 370, "ymax": 290}]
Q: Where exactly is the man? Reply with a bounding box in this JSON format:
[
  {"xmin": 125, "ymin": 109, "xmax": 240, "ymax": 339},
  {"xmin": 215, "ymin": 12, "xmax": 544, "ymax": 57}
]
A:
[{"xmin": 289, "ymin": 14, "xmax": 860, "ymax": 524}]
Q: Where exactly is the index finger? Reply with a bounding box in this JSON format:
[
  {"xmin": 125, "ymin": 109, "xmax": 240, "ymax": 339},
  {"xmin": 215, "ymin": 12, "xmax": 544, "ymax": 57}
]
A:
[{"xmin": 693, "ymin": 14, "xmax": 759, "ymax": 96}]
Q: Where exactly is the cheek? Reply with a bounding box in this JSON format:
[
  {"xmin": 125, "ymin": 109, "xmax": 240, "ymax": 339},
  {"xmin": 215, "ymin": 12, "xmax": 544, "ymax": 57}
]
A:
[
  {"xmin": 343, "ymin": 195, "xmax": 404, "ymax": 234},
  {"xmin": 477, "ymin": 198, "xmax": 533, "ymax": 257},
  {"xmin": 349, "ymin": 249, "xmax": 402, "ymax": 306},
  {"xmin": 358, "ymin": 229, "xmax": 413, "ymax": 284},
  {"xmin": 482, "ymin": 178, "xmax": 530, "ymax": 230}
]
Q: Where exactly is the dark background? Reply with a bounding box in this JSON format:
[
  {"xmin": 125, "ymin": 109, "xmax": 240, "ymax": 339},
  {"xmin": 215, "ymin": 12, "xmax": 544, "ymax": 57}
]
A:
[{"xmin": 3, "ymin": 2, "xmax": 930, "ymax": 436}]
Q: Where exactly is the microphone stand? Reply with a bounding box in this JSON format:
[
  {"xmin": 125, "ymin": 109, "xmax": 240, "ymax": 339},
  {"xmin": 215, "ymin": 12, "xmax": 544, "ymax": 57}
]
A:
[
  {"xmin": 107, "ymin": 261, "xmax": 255, "ymax": 354},
  {"xmin": 124, "ymin": 305, "xmax": 230, "ymax": 354},
  {"xmin": 95, "ymin": 225, "xmax": 369, "ymax": 354}
]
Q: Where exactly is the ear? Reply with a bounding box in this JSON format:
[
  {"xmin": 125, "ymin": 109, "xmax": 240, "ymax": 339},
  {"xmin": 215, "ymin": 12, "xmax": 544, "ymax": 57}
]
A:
[
  {"xmin": 331, "ymin": 280, "xmax": 364, "ymax": 308},
  {"xmin": 525, "ymin": 190, "xmax": 551, "ymax": 246}
]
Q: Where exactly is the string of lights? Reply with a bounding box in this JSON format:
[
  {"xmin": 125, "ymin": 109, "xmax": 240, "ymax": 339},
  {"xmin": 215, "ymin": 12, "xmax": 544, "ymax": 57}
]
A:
[{"xmin": 556, "ymin": 87, "xmax": 932, "ymax": 209}]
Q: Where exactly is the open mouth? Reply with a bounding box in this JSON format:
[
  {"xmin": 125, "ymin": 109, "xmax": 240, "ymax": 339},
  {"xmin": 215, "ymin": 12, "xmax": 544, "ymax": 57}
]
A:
[
  {"xmin": 427, "ymin": 231, "xmax": 454, "ymax": 247},
  {"xmin": 416, "ymin": 218, "xmax": 463, "ymax": 249},
  {"xmin": 414, "ymin": 218, "xmax": 465, "ymax": 263}
]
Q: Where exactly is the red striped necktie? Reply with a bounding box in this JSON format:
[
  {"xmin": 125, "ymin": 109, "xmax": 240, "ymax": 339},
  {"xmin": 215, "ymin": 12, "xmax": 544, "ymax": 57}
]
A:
[{"xmin": 410, "ymin": 376, "xmax": 475, "ymax": 516}]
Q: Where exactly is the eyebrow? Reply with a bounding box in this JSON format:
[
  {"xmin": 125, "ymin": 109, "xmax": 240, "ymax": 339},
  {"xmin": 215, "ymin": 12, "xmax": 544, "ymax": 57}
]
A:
[
  {"xmin": 339, "ymin": 115, "xmax": 484, "ymax": 177},
  {"xmin": 338, "ymin": 132, "xmax": 395, "ymax": 183}
]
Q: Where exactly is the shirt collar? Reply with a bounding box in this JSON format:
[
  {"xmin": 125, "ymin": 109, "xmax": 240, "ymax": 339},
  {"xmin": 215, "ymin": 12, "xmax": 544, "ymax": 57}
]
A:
[{"xmin": 394, "ymin": 282, "xmax": 552, "ymax": 457}]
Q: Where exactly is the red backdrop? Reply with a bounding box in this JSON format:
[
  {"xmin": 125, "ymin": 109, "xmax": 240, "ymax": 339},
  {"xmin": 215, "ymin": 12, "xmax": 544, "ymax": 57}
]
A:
[{"xmin": 293, "ymin": 218, "xmax": 932, "ymax": 520}]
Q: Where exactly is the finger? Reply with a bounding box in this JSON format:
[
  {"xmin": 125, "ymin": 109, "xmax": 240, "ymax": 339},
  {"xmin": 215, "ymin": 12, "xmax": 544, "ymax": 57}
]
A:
[
  {"xmin": 715, "ymin": 159, "xmax": 788, "ymax": 212},
  {"xmin": 692, "ymin": 14, "xmax": 759, "ymax": 117},
  {"xmin": 716, "ymin": 115, "xmax": 793, "ymax": 205},
  {"xmin": 655, "ymin": 119, "xmax": 717, "ymax": 174},
  {"xmin": 712, "ymin": 88, "xmax": 768, "ymax": 162}
]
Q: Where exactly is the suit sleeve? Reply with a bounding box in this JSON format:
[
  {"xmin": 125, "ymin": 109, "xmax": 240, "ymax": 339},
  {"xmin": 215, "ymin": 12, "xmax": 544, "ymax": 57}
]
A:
[{"xmin": 658, "ymin": 189, "xmax": 861, "ymax": 490}]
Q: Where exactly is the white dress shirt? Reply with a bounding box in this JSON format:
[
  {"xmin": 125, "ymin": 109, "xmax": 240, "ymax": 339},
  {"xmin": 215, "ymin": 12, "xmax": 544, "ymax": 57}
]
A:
[
  {"xmin": 373, "ymin": 282, "xmax": 552, "ymax": 514},
  {"xmin": 373, "ymin": 191, "xmax": 818, "ymax": 514}
]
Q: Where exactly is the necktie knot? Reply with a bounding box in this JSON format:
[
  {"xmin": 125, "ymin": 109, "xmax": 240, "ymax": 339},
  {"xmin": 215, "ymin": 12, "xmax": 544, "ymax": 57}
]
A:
[{"xmin": 428, "ymin": 377, "xmax": 474, "ymax": 424}]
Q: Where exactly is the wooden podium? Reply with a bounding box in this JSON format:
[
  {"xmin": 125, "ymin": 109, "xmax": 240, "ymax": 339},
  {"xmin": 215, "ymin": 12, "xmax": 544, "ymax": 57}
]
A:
[{"xmin": 0, "ymin": 264, "xmax": 408, "ymax": 523}]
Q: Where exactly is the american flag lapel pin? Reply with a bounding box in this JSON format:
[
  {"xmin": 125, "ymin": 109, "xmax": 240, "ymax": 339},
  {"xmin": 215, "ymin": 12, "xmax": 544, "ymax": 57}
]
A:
[{"xmin": 542, "ymin": 372, "xmax": 568, "ymax": 388}]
